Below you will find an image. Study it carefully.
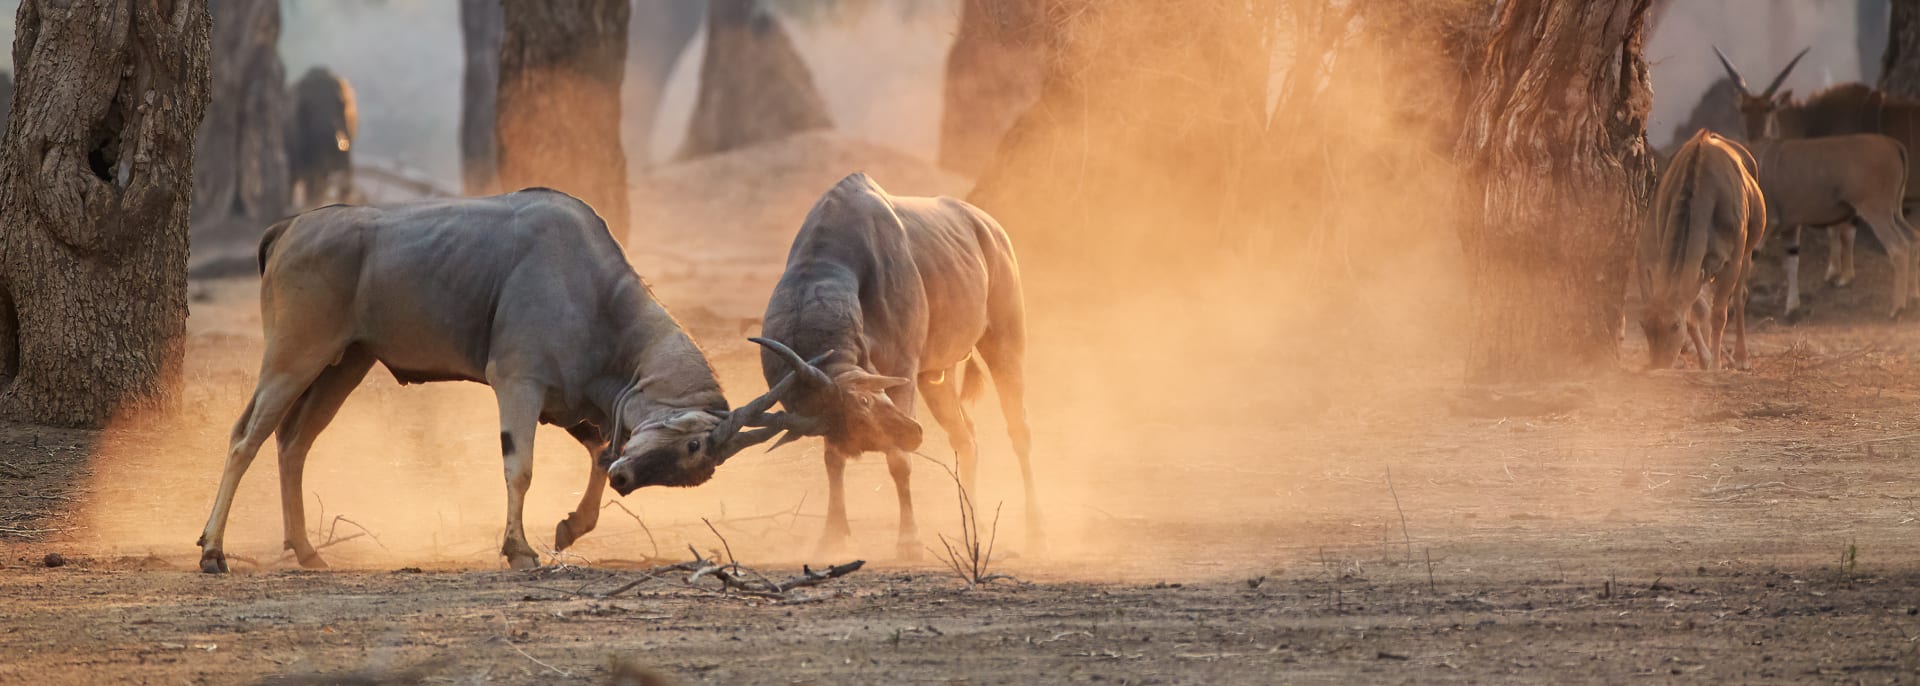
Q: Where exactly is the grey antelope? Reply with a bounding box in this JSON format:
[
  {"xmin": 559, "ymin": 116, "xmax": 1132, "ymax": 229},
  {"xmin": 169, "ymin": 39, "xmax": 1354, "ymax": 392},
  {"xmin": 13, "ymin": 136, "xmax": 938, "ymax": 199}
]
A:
[
  {"xmin": 740, "ymin": 173, "xmax": 1042, "ymax": 559},
  {"xmin": 1640, "ymin": 130, "xmax": 1767, "ymax": 370},
  {"xmin": 196, "ymin": 189, "xmax": 805, "ymax": 573},
  {"xmin": 1714, "ymin": 47, "xmax": 1917, "ymax": 318}
]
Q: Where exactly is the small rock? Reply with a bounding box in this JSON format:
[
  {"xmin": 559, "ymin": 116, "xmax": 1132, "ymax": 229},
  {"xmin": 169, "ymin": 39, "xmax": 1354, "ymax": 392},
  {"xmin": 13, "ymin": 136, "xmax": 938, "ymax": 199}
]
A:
[{"xmin": 42, "ymin": 553, "xmax": 65, "ymax": 568}]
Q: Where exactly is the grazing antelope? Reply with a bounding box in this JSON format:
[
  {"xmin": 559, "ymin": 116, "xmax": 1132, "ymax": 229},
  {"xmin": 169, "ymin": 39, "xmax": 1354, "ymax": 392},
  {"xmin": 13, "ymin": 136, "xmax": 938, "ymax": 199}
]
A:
[
  {"xmin": 196, "ymin": 189, "xmax": 799, "ymax": 573},
  {"xmin": 741, "ymin": 173, "xmax": 1041, "ymax": 559},
  {"xmin": 1714, "ymin": 48, "xmax": 1917, "ymax": 318},
  {"xmin": 1640, "ymin": 130, "xmax": 1766, "ymax": 370}
]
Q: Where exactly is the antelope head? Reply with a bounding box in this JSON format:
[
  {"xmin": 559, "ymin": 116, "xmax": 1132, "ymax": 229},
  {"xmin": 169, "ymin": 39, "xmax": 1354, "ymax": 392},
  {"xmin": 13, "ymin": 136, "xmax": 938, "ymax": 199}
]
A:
[
  {"xmin": 751, "ymin": 337, "xmax": 924, "ymax": 455},
  {"xmin": 1713, "ymin": 45, "xmax": 1809, "ymax": 139}
]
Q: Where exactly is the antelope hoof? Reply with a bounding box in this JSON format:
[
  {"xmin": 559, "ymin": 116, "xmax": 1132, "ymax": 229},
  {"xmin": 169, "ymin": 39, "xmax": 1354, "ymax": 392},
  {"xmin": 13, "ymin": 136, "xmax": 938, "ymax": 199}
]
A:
[
  {"xmin": 813, "ymin": 530, "xmax": 850, "ymax": 560},
  {"xmin": 295, "ymin": 550, "xmax": 328, "ymax": 569},
  {"xmin": 895, "ymin": 536, "xmax": 924, "ymax": 562},
  {"xmin": 503, "ymin": 539, "xmax": 541, "ymax": 571},
  {"xmin": 553, "ymin": 519, "xmax": 579, "ymax": 552},
  {"xmin": 199, "ymin": 549, "xmax": 228, "ymax": 574}
]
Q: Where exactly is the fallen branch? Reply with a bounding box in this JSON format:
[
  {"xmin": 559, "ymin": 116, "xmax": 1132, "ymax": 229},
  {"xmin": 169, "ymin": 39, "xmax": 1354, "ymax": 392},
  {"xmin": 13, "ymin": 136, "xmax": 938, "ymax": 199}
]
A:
[
  {"xmin": 772, "ymin": 560, "xmax": 866, "ymax": 592},
  {"xmin": 594, "ymin": 560, "xmax": 704, "ymax": 598}
]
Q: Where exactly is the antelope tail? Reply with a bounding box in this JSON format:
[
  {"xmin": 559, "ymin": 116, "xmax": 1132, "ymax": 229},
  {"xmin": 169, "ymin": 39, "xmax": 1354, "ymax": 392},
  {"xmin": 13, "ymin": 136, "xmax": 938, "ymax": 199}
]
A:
[
  {"xmin": 1661, "ymin": 131, "xmax": 1713, "ymax": 282},
  {"xmin": 257, "ymin": 216, "xmax": 297, "ymax": 275},
  {"xmin": 959, "ymin": 353, "xmax": 987, "ymax": 406}
]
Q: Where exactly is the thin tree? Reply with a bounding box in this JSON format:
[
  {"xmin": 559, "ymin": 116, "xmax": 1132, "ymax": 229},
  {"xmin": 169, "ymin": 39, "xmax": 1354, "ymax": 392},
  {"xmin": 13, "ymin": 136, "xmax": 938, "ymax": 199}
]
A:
[
  {"xmin": 192, "ymin": 0, "xmax": 288, "ymax": 226},
  {"xmin": 1453, "ymin": 0, "xmax": 1656, "ymax": 382},
  {"xmin": 496, "ymin": 0, "xmax": 630, "ymax": 235},
  {"xmin": 627, "ymin": 2, "xmax": 703, "ymax": 167},
  {"xmin": 0, "ymin": 0, "xmax": 212, "ymax": 426},
  {"xmin": 458, "ymin": 0, "xmax": 501, "ymax": 196},
  {"xmin": 1883, "ymin": 0, "xmax": 1920, "ymax": 98}
]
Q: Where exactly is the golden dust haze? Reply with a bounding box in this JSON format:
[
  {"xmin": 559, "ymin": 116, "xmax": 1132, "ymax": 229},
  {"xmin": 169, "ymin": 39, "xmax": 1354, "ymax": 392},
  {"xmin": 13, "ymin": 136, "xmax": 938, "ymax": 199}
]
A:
[{"xmin": 79, "ymin": 0, "xmax": 1721, "ymax": 581}]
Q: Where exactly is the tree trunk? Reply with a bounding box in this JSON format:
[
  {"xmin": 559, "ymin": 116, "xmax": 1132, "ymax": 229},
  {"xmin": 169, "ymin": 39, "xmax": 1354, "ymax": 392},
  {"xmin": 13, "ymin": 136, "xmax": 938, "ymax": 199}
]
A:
[
  {"xmin": 191, "ymin": 0, "xmax": 287, "ymax": 226},
  {"xmin": 1861, "ymin": 0, "xmax": 1891, "ymax": 86},
  {"xmin": 459, "ymin": 0, "xmax": 501, "ymax": 196},
  {"xmin": 626, "ymin": 2, "xmax": 702, "ymax": 167},
  {"xmin": 496, "ymin": 0, "xmax": 630, "ymax": 235},
  {"xmin": 1883, "ymin": 0, "xmax": 1920, "ymax": 98},
  {"xmin": 967, "ymin": 0, "xmax": 1268, "ymax": 276},
  {"xmin": 1453, "ymin": 0, "xmax": 1654, "ymax": 382},
  {"xmin": 678, "ymin": 0, "xmax": 833, "ymax": 160},
  {"xmin": 0, "ymin": 0, "xmax": 212, "ymax": 427},
  {"xmin": 938, "ymin": 0, "xmax": 1045, "ymax": 177}
]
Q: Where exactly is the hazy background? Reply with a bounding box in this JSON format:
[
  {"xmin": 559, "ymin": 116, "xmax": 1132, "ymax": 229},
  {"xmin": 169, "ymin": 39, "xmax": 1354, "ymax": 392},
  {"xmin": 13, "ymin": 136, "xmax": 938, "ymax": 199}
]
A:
[{"xmin": 0, "ymin": 1, "xmax": 1874, "ymax": 179}]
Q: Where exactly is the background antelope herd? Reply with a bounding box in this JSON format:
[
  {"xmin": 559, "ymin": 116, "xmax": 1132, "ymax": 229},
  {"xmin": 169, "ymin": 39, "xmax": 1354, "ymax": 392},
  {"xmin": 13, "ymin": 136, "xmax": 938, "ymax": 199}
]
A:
[{"xmin": 7, "ymin": 1, "xmax": 1920, "ymax": 684}]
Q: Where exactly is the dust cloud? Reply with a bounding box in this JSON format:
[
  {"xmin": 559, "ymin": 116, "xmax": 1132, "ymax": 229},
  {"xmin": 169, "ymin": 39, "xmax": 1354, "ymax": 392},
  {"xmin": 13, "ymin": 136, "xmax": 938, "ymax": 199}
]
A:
[{"xmin": 78, "ymin": 0, "xmax": 1726, "ymax": 582}]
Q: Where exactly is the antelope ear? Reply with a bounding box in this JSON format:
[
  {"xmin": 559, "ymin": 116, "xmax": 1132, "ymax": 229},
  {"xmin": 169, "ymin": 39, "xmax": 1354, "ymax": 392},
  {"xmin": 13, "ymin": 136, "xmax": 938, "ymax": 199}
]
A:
[{"xmin": 839, "ymin": 370, "xmax": 912, "ymax": 392}]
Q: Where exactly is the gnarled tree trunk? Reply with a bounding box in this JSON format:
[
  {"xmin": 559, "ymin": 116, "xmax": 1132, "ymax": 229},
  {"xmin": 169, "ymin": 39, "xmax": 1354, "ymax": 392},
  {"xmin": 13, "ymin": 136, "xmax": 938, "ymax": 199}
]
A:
[
  {"xmin": 191, "ymin": 0, "xmax": 287, "ymax": 226},
  {"xmin": 679, "ymin": 0, "xmax": 832, "ymax": 160},
  {"xmin": 1453, "ymin": 0, "xmax": 1655, "ymax": 382},
  {"xmin": 496, "ymin": 0, "xmax": 629, "ymax": 235},
  {"xmin": 1883, "ymin": 0, "xmax": 1920, "ymax": 98},
  {"xmin": 939, "ymin": 0, "xmax": 1046, "ymax": 176},
  {"xmin": 459, "ymin": 0, "xmax": 502, "ymax": 196},
  {"xmin": 0, "ymin": 0, "xmax": 212, "ymax": 426}
]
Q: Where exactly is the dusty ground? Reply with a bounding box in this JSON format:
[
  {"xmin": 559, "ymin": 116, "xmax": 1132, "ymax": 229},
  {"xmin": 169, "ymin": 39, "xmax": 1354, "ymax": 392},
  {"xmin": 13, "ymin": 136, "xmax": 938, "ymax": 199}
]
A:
[
  {"xmin": 6, "ymin": 140, "xmax": 1920, "ymax": 683},
  {"xmin": 7, "ymin": 301, "xmax": 1920, "ymax": 684}
]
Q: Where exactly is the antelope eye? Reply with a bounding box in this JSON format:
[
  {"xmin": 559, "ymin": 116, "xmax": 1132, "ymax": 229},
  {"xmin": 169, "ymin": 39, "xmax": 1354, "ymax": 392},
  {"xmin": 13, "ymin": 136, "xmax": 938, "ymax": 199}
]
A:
[
  {"xmin": 859, "ymin": 395, "xmax": 872, "ymax": 407},
  {"xmin": 686, "ymin": 439, "xmax": 701, "ymax": 454}
]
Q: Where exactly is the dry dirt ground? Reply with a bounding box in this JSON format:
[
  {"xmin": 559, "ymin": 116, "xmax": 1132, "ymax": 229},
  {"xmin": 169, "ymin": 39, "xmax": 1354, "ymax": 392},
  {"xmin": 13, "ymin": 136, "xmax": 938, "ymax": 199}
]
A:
[
  {"xmin": 7, "ymin": 145, "xmax": 1920, "ymax": 683},
  {"xmin": 7, "ymin": 291, "xmax": 1920, "ymax": 684}
]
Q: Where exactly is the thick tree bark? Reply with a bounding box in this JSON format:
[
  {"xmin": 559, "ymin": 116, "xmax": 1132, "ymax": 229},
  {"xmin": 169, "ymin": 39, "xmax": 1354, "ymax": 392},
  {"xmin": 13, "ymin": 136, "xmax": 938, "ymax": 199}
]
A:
[
  {"xmin": 1453, "ymin": 0, "xmax": 1655, "ymax": 382},
  {"xmin": 1883, "ymin": 0, "xmax": 1920, "ymax": 99},
  {"xmin": 191, "ymin": 0, "xmax": 287, "ymax": 225},
  {"xmin": 0, "ymin": 0, "xmax": 212, "ymax": 426},
  {"xmin": 679, "ymin": 0, "xmax": 832, "ymax": 160},
  {"xmin": 967, "ymin": 0, "xmax": 1268, "ymax": 274},
  {"xmin": 496, "ymin": 0, "xmax": 629, "ymax": 235},
  {"xmin": 0, "ymin": 71, "xmax": 13, "ymax": 136},
  {"xmin": 459, "ymin": 0, "xmax": 501, "ymax": 196},
  {"xmin": 938, "ymin": 0, "xmax": 1045, "ymax": 176}
]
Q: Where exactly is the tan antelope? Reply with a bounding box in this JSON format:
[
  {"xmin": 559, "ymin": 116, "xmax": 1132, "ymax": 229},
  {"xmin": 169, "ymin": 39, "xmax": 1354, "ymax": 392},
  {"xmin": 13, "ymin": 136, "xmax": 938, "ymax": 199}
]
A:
[
  {"xmin": 730, "ymin": 173, "xmax": 1041, "ymax": 559},
  {"xmin": 1640, "ymin": 130, "xmax": 1766, "ymax": 370},
  {"xmin": 196, "ymin": 189, "xmax": 805, "ymax": 573},
  {"xmin": 1715, "ymin": 47, "xmax": 1919, "ymax": 317}
]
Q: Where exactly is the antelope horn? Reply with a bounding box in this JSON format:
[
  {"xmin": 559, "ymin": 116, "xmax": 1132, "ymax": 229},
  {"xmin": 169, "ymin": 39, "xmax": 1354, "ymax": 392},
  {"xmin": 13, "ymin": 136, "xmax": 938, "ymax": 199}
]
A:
[
  {"xmin": 750, "ymin": 337, "xmax": 833, "ymax": 388},
  {"xmin": 707, "ymin": 348, "xmax": 833, "ymax": 462},
  {"xmin": 1761, "ymin": 46, "xmax": 1810, "ymax": 98},
  {"xmin": 1712, "ymin": 45, "xmax": 1751, "ymax": 95}
]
